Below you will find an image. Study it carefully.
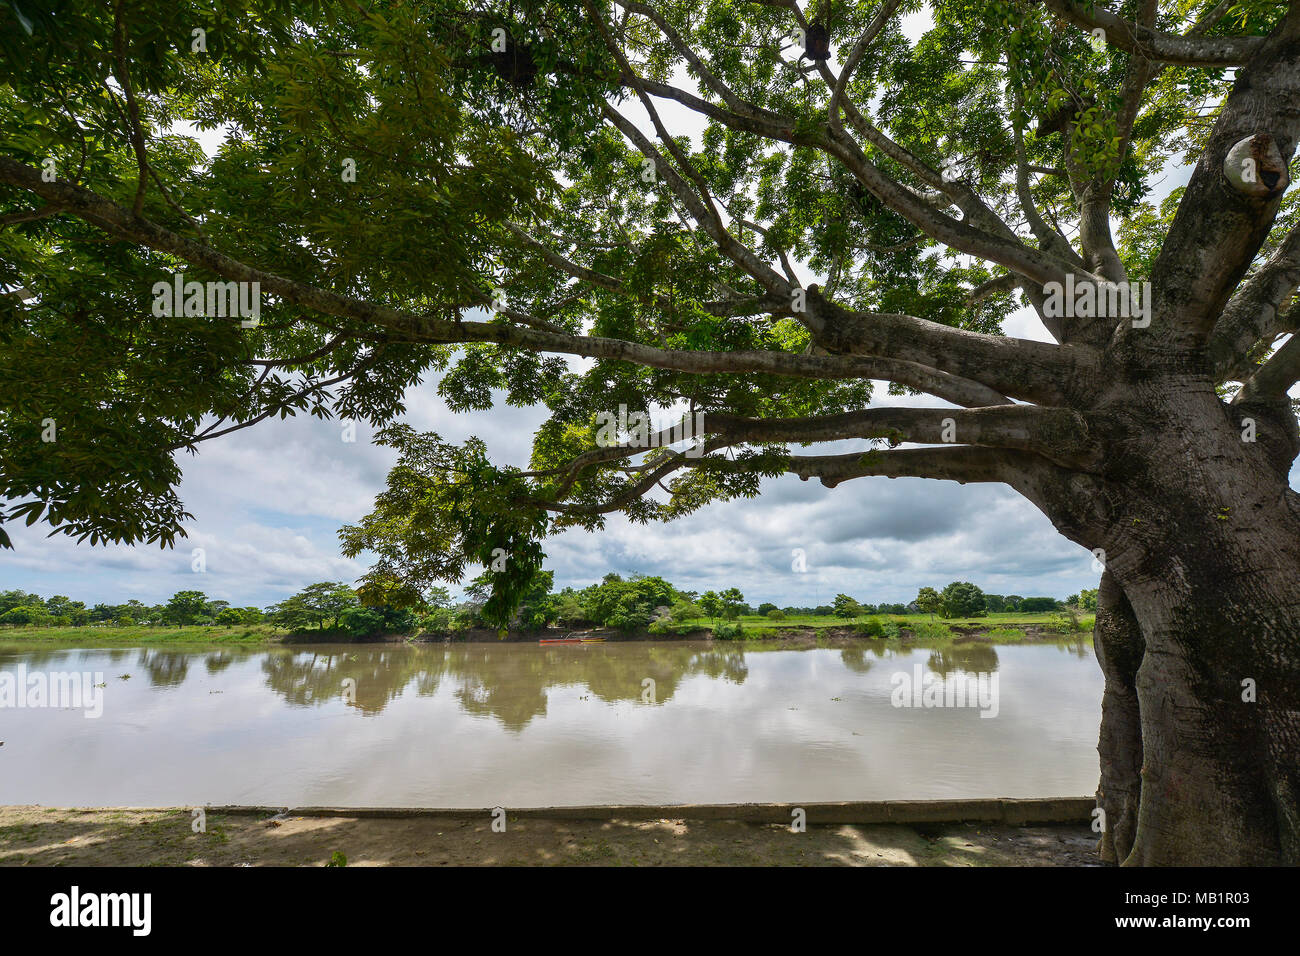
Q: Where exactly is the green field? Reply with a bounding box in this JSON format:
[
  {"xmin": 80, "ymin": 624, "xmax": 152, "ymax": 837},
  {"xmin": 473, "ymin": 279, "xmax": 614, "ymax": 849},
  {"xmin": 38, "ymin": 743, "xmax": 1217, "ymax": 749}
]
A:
[
  {"xmin": 0, "ymin": 623, "xmax": 282, "ymax": 646},
  {"xmin": 0, "ymin": 610, "xmax": 1094, "ymax": 647},
  {"xmin": 675, "ymin": 610, "xmax": 1095, "ymax": 640}
]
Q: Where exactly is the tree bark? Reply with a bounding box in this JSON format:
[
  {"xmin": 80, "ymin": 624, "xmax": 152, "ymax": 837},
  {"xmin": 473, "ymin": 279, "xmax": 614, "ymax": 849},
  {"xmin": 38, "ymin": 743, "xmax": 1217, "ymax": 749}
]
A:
[
  {"xmin": 1093, "ymin": 570, "xmax": 1144, "ymax": 864},
  {"xmin": 1119, "ymin": 535, "xmax": 1300, "ymax": 865},
  {"xmin": 1080, "ymin": 383, "xmax": 1300, "ymax": 865},
  {"xmin": 1122, "ymin": 568, "xmax": 1300, "ymax": 865}
]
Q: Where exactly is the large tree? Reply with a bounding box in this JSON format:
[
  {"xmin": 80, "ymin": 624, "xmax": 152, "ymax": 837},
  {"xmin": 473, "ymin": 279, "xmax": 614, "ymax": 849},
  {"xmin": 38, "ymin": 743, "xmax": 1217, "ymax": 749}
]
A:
[
  {"xmin": 2, "ymin": 0, "xmax": 1299, "ymax": 864},
  {"xmin": 163, "ymin": 589, "xmax": 208, "ymax": 626}
]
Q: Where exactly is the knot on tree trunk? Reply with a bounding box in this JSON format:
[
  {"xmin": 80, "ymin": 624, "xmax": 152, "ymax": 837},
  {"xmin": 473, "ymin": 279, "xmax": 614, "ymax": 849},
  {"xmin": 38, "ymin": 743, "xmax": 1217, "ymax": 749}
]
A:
[{"xmin": 1223, "ymin": 133, "xmax": 1290, "ymax": 198}]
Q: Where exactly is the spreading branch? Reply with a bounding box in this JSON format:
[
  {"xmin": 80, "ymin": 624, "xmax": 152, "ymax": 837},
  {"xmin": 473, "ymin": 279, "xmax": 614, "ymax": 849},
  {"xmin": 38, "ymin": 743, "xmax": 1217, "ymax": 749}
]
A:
[
  {"xmin": 1237, "ymin": 332, "xmax": 1300, "ymax": 402},
  {"xmin": 1, "ymin": 156, "xmax": 1060, "ymax": 406},
  {"xmin": 1039, "ymin": 0, "xmax": 1264, "ymax": 67},
  {"xmin": 1209, "ymin": 221, "xmax": 1300, "ymax": 380},
  {"xmin": 705, "ymin": 404, "xmax": 1099, "ymax": 469}
]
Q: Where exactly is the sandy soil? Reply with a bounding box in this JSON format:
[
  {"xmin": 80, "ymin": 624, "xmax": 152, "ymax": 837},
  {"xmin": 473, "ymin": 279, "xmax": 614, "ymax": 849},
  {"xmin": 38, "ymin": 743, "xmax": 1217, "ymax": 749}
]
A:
[{"xmin": 0, "ymin": 807, "xmax": 1105, "ymax": 867}]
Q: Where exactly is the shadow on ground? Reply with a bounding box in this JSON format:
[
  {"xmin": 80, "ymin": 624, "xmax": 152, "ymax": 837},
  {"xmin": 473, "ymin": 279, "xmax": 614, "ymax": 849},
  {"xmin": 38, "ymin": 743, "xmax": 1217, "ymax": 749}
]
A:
[{"xmin": 0, "ymin": 807, "xmax": 1106, "ymax": 866}]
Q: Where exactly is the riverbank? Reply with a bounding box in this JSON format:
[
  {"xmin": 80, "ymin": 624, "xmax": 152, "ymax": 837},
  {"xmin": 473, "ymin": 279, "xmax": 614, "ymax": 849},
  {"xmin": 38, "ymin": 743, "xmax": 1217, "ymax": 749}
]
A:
[
  {"xmin": 0, "ymin": 617, "xmax": 1091, "ymax": 649},
  {"xmin": 0, "ymin": 805, "xmax": 1105, "ymax": 867}
]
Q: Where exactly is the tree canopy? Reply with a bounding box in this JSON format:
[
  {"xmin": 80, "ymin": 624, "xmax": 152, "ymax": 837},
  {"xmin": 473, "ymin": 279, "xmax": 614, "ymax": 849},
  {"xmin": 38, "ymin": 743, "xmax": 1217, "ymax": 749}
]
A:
[{"xmin": 6, "ymin": 0, "xmax": 1288, "ymax": 594}]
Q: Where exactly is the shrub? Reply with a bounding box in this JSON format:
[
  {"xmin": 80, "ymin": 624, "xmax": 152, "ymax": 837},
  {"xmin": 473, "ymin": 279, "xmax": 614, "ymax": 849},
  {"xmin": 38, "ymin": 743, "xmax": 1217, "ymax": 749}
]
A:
[
  {"xmin": 340, "ymin": 606, "xmax": 385, "ymax": 636},
  {"xmin": 766, "ymin": 608, "xmax": 785, "ymax": 621},
  {"xmin": 553, "ymin": 591, "xmax": 586, "ymax": 625},
  {"xmin": 340, "ymin": 605, "xmax": 418, "ymax": 637},
  {"xmin": 854, "ymin": 618, "xmax": 885, "ymax": 638},
  {"xmin": 420, "ymin": 607, "xmax": 454, "ymax": 634},
  {"xmin": 669, "ymin": 598, "xmax": 702, "ymax": 623},
  {"xmin": 0, "ymin": 604, "xmax": 52, "ymax": 626},
  {"xmin": 986, "ymin": 627, "xmax": 1026, "ymax": 641},
  {"xmin": 1047, "ymin": 610, "xmax": 1088, "ymax": 633},
  {"xmin": 713, "ymin": 621, "xmax": 746, "ymax": 641}
]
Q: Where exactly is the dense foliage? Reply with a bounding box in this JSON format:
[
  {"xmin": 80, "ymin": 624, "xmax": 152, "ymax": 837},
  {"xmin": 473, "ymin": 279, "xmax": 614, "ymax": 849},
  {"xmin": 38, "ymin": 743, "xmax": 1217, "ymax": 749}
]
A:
[
  {"xmin": 0, "ymin": 574, "xmax": 1079, "ymax": 632},
  {"xmin": 7, "ymin": 0, "xmax": 1266, "ymax": 617}
]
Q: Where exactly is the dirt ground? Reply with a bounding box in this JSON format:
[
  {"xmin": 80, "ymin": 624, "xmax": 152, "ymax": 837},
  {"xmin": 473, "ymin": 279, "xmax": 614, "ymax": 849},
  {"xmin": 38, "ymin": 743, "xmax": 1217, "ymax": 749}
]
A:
[{"xmin": 0, "ymin": 807, "xmax": 1105, "ymax": 866}]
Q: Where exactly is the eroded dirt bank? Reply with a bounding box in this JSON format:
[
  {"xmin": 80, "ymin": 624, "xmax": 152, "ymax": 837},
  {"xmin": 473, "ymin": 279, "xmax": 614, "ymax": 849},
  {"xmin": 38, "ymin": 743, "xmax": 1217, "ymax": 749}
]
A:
[{"xmin": 0, "ymin": 807, "xmax": 1105, "ymax": 867}]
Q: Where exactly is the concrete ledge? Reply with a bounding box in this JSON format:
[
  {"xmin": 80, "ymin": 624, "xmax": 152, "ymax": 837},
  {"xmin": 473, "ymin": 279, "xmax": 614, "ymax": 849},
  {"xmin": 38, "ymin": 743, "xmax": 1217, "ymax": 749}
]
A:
[{"xmin": 194, "ymin": 797, "xmax": 1094, "ymax": 825}]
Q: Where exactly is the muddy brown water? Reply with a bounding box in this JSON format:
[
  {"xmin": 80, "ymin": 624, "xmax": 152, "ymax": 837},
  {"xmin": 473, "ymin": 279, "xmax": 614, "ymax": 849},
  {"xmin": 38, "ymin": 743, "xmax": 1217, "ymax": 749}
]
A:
[{"xmin": 0, "ymin": 640, "xmax": 1100, "ymax": 807}]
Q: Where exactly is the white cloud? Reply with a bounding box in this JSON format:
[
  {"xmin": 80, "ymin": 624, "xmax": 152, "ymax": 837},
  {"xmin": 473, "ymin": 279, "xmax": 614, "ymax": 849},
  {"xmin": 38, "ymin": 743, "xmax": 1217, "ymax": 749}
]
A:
[{"xmin": 1, "ymin": 370, "xmax": 1100, "ymax": 609}]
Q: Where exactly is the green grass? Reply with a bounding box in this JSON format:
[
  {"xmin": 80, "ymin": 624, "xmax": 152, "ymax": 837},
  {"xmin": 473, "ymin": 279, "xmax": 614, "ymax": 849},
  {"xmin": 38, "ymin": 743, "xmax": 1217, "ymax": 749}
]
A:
[
  {"xmin": 0, "ymin": 610, "xmax": 1096, "ymax": 647},
  {"xmin": 0, "ymin": 623, "xmax": 284, "ymax": 646},
  {"xmin": 908, "ymin": 611, "xmax": 1092, "ymax": 628},
  {"xmin": 674, "ymin": 610, "xmax": 1096, "ymax": 648},
  {"xmin": 681, "ymin": 611, "xmax": 1089, "ymax": 631}
]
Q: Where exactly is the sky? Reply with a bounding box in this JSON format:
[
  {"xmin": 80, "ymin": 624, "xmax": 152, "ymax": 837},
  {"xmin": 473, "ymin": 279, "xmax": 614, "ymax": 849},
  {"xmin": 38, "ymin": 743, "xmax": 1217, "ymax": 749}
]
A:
[
  {"xmin": 0, "ymin": 358, "xmax": 1114, "ymax": 609},
  {"xmin": 2, "ymin": 12, "xmax": 1294, "ymax": 611}
]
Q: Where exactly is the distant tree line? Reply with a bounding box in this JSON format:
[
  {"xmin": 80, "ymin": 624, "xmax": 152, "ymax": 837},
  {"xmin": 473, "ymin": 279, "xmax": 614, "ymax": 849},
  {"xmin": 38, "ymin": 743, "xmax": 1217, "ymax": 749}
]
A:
[
  {"xmin": 0, "ymin": 577, "xmax": 1098, "ymax": 634},
  {"xmin": 828, "ymin": 583, "xmax": 1099, "ymax": 621},
  {"xmin": 0, "ymin": 589, "xmax": 264, "ymax": 628}
]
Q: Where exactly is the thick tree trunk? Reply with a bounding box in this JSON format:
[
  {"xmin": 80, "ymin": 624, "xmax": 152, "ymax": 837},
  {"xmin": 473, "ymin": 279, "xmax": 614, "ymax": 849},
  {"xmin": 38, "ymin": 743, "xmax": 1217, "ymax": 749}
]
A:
[
  {"xmin": 1093, "ymin": 550, "xmax": 1300, "ymax": 865},
  {"xmin": 1093, "ymin": 570, "xmax": 1143, "ymax": 864},
  {"xmin": 1080, "ymin": 385, "xmax": 1300, "ymax": 865},
  {"xmin": 1120, "ymin": 559, "xmax": 1300, "ymax": 865}
]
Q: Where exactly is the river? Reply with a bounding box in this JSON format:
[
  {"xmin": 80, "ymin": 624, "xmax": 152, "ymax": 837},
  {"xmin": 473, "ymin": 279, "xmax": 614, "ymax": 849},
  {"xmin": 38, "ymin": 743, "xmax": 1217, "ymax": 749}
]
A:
[{"xmin": 0, "ymin": 639, "xmax": 1102, "ymax": 807}]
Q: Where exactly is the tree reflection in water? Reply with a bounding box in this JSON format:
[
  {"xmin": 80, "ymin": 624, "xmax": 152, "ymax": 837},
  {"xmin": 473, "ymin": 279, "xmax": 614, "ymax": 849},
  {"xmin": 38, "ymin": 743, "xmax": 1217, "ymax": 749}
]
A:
[
  {"xmin": 252, "ymin": 643, "xmax": 750, "ymax": 730},
  {"xmin": 49, "ymin": 638, "xmax": 1091, "ymax": 731}
]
